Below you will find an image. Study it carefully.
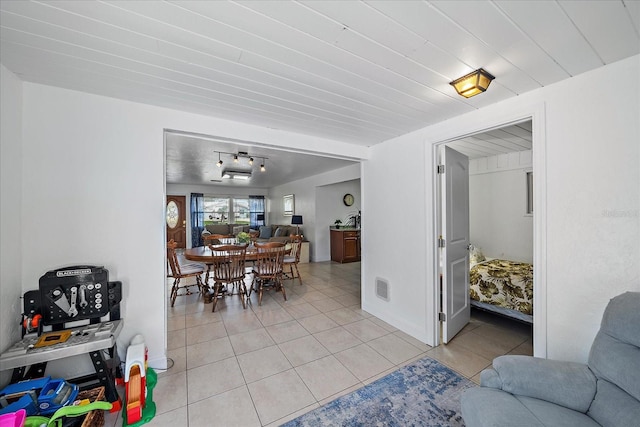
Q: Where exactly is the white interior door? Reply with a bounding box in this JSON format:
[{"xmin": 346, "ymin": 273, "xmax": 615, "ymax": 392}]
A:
[{"xmin": 441, "ymin": 146, "xmax": 470, "ymax": 343}]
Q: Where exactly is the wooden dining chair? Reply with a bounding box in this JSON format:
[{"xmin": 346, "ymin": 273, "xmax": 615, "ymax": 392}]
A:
[
  {"xmin": 283, "ymin": 235, "xmax": 303, "ymax": 284},
  {"xmin": 210, "ymin": 244, "xmax": 248, "ymax": 312},
  {"xmin": 167, "ymin": 239, "xmax": 205, "ymax": 307},
  {"xmin": 251, "ymin": 242, "xmax": 287, "ymax": 306}
]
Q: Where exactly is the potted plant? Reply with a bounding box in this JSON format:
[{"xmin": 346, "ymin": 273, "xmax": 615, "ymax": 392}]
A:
[
  {"xmin": 334, "ymin": 219, "xmax": 342, "ymax": 229},
  {"xmin": 237, "ymin": 231, "xmax": 251, "ymax": 244}
]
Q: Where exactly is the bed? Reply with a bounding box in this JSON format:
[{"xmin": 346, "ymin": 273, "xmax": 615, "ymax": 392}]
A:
[{"xmin": 469, "ymin": 258, "xmax": 533, "ymax": 324}]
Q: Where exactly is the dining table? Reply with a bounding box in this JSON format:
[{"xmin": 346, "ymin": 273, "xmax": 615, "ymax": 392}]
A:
[{"xmin": 183, "ymin": 244, "xmax": 289, "ymax": 290}]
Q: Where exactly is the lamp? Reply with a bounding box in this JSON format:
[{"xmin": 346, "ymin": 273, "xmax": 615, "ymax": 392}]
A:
[
  {"xmin": 214, "ymin": 151, "xmax": 268, "ymax": 169},
  {"xmin": 257, "ymin": 213, "xmax": 265, "ymax": 226},
  {"xmin": 216, "ymin": 152, "xmax": 223, "ymax": 167},
  {"xmin": 291, "ymin": 215, "xmax": 303, "ymax": 235},
  {"xmin": 449, "ymin": 68, "xmax": 495, "ymax": 98},
  {"xmin": 260, "ymin": 158, "xmax": 266, "ymax": 172}
]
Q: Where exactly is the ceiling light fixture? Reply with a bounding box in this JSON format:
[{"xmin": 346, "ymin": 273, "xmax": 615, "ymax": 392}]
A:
[
  {"xmin": 249, "ymin": 157, "xmax": 254, "ymax": 165},
  {"xmin": 450, "ymin": 68, "xmax": 495, "ymax": 98},
  {"xmin": 214, "ymin": 151, "xmax": 268, "ymax": 168},
  {"xmin": 233, "ymin": 154, "xmax": 239, "ymax": 163},
  {"xmin": 260, "ymin": 158, "xmax": 266, "ymax": 172},
  {"xmin": 217, "ymin": 152, "xmax": 223, "ymax": 167},
  {"xmin": 221, "ymin": 169, "xmax": 251, "ymax": 180}
]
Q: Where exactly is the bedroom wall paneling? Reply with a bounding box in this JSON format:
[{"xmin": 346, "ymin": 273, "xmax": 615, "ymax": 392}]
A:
[
  {"xmin": 0, "ymin": 65, "xmax": 23, "ymax": 387},
  {"xmin": 469, "ymin": 150, "xmax": 533, "ymax": 263}
]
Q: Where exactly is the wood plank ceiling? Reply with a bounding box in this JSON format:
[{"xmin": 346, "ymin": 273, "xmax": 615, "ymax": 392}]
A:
[{"xmin": 2, "ymin": 1, "xmax": 638, "ymax": 147}]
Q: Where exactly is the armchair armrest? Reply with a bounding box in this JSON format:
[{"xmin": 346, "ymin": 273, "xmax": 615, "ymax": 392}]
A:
[{"xmin": 481, "ymin": 355, "xmax": 597, "ymax": 413}]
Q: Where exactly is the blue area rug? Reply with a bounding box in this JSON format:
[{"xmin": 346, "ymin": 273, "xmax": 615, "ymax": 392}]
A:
[{"xmin": 281, "ymin": 356, "xmax": 475, "ymax": 427}]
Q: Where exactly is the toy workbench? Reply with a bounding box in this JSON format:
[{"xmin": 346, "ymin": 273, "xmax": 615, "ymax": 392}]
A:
[{"xmin": 0, "ymin": 265, "xmax": 123, "ymax": 410}]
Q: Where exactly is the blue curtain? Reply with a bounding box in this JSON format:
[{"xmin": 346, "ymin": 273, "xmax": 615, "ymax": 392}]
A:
[
  {"xmin": 249, "ymin": 195, "xmax": 265, "ymax": 229},
  {"xmin": 190, "ymin": 193, "xmax": 204, "ymax": 247}
]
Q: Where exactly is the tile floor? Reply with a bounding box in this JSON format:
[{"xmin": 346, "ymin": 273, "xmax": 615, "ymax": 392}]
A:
[{"xmin": 108, "ymin": 260, "xmax": 532, "ymax": 427}]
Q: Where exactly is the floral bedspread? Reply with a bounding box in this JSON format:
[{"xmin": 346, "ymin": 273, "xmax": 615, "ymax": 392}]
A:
[{"xmin": 470, "ymin": 259, "xmax": 533, "ymax": 315}]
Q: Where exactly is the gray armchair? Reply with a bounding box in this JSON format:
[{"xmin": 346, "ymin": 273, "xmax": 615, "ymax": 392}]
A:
[{"xmin": 461, "ymin": 291, "xmax": 640, "ymax": 427}]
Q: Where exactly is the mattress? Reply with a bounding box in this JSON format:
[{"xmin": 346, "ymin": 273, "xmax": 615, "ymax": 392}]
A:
[{"xmin": 470, "ymin": 259, "xmax": 533, "ymax": 318}]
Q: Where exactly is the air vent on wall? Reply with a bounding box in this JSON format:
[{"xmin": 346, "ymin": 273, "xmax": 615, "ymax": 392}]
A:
[{"xmin": 375, "ymin": 277, "xmax": 390, "ymax": 301}]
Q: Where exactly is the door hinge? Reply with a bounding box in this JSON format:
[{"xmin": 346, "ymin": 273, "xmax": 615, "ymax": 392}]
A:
[
  {"xmin": 438, "ymin": 237, "xmax": 445, "ymax": 248},
  {"xmin": 438, "ymin": 312, "xmax": 446, "ymax": 321},
  {"xmin": 436, "ymin": 165, "xmax": 445, "ymax": 174}
]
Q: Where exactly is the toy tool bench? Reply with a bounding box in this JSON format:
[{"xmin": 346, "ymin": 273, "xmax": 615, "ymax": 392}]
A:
[{"xmin": 0, "ymin": 266, "xmax": 123, "ymax": 411}]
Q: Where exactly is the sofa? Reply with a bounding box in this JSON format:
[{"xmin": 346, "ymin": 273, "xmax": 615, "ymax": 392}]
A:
[
  {"xmin": 201, "ymin": 223, "xmax": 301, "ymax": 244},
  {"xmin": 461, "ymin": 291, "xmax": 640, "ymax": 427}
]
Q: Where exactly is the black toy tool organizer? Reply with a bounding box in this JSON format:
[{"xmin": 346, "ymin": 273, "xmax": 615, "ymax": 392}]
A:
[{"xmin": 23, "ymin": 265, "xmax": 122, "ymax": 332}]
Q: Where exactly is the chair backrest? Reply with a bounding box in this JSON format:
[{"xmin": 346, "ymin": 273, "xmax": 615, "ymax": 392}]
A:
[
  {"xmin": 255, "ymin": 245, "xmax": 286, "ymax": 277},
  {"xmin": 288, "ymin": 235, "xmax": 303, "ymax": 262},
  {"xmin": 587, "ymin": 291, "xmax": 640, "ymax": 426},
  {"xmin": 166, "ymin": 239, "xmax": 182, "ymax": 276},
  {"xmin": 211, "ymin": 244, "xmax": 247, "ymax": 282},
  {"xmin": 255, "ymin": 241, "xmax": 285, "ymax": 249},
  {"xmin": 203, "ymin": 234, "xmax": 232, "ymax": 245}
]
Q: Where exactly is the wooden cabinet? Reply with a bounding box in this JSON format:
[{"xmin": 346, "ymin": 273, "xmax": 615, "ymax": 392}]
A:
[{"xmin": 330, "ymin": 229, "xmax": 361, "ymax": 263}]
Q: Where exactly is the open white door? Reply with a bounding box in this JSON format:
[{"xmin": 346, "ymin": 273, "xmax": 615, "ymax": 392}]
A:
[{"xmin": 440, "ymin": 146, "xmax": 470, "ymax": 343}]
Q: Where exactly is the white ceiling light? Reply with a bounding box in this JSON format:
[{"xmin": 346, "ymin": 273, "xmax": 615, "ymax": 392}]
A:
[{"xmin": 222, "ymin": 169, "xmax": 251, "ymax": 180}]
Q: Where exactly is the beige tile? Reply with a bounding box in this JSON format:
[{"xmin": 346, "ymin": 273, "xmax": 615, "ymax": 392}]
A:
[
  {"xmin": 186, "ymin": 321, "xmax": 228, "ymax": 345},
  {"xmin": 160, "ymin": 346, "xmax": 186, "ymax": 377},
  {"xmin": 427, "ymin": 341, "xmax": 492, "ymax": 378},
  {"xmin": 313, "ymin": 327, "xmax": 362, "ymax": 353},
  {"xmin": 187, "ymin": 357, "xmax": 245, "ymax": 403},
  {"xmin": 184, "ymin": 310, "xmax": 222, "ymax": 328},
  {"xmin": 145, "ymin": 405, "xmax": 187, "ymax": 427},
  {"xmin": 223, "ymin": 313, "xmax": 264, "ymax": 336},
  {"xmin": 279, "ymin": 335, "xmax": 331, "ymax": 367},
  {"xmin": 167, "ymin": 315, "xmax": 185, "ymax": 332},
  {"xmin": 284, "ymin": 302, "xmax": 322, "ymax": 319},
  {"xmin": 247, "ymin": 369, "xmax": 317, "ymax": 425},
  {"xmin": 186, "ymin": 336, "xmax": 235, "ymax": 369},
  {"xmin": 367, "ymin": 334, "xmax": 422, "ymax": 365},
  {"xmin": 301, "ymin": 290, "xmax": 330, "ymax": 302},
  {"xmin": 297, "ymin": 313, "xmax": 339, "ymax": 334},
  {"xmin": 508, "ymin": 339, "xmax": 534, "ymax": 356},
  {"xmin": 324, "ymin": 307, "xmax": 365, "ymax": 325},
  {"xmin": 266, "ymin": 403, "xmax": 320, "ymax": 427},
  {"xmin": 337, "ymin": 293, "xmax": 361, "ymax": 307},
  {"xmin": 255, "ymin": 307, "xmax": 295, "ymax": 326},
  {"xmin": 368, "ymin": 317, "xmax": 398, "ymax": 332},
  {"xmin": 309, "ymin": 298, "xmax": 344, "ymax": 312},
  {"xmin": 237, "ymin": 345, "xmax": 293, "ymax": 383},
  {"xmin": 393, "ymin": 330, "xmax": 433, "ymax": 352},
  {"xmin": 265, "ymin": 320, "xmax": 309, "ymax": 344},
  {"xmin": 153, "ymin": 371, "xmax": 187, "ymax": 415},
  {"xmin": 334, "ymin": 343, "xmax": 394, "ymax": 381},
  {"xmin": 188, "ymin": 386, "xmax": 261, "ymax": 427},
  {"xmin": 295, "ymin": 355, "xmax": 360, "ymax": 401},
  {"xmin": 167, "ymin": 329, "xmax": 185, "ymax": 350},
  {"xmin": 229, "ymin": 328, "xmax": 276, "ymax": 355},
  {"xmin": 343, "ymin": 319, "xmax": 390, "ymax": 342},
  {"xmin": 451, "ymin": 330, "xmax": 516, "ymax": 361}
]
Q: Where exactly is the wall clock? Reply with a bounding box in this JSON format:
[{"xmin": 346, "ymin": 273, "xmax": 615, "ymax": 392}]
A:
[{"xmin": 343, "ymin": 193, "xmax": 354, "ymax": 206}]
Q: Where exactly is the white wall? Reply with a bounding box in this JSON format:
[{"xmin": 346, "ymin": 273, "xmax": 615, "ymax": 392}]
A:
[
  {"xmin": 271, "ymin": 164, "xmax": 360, "ymax": 261},
  {"xmin": 316, "ymin": 179, "xmax": 361, "ymax": 262},
  {"xmin": 0, "ymin": 65, "xmax": 23, "ymax": 386},
  {"xmin": 13, "ymin": 83, "xmax": 367, "ymax": 372},
  {"xmin": 363, "ymin": 55, "xmax": 640, "ymax": 363},
  {"xmin": 166, "ymin": 183, "xmax": 269, "ymax": 248},
  {"xmin": 469, "ymin": 150, "xmax": 533, "ymax": 263}
]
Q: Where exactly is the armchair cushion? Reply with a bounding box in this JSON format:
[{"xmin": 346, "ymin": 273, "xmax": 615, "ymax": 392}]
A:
[{"xmin": 484, "ymin": 355, "xmax": 596, "ymax": 412}]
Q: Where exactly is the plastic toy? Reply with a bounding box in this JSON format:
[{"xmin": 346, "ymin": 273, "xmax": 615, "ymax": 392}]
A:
[
  {"xmin": 123, "ymin": 335, "xmax": 156, "ymax": 426},
  {"xmin": 0, "ymin": 377, "xmax": 78, "ymax": 417}
]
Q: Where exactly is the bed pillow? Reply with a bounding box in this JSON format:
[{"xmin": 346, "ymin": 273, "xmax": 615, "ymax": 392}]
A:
[
  {"xmin": 273, "ymin": 227, "xmax": 287, "ymax": 237},
  {"xmin": 259, "ymin": 226, "xmax": 272, "ymax": 239},
  {"xmin": 469, "ymin": 245, "xmax": 486, "ymax": 266}
]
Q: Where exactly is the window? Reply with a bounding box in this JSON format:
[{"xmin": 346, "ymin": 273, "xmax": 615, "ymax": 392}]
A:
[
  {"xmin": 526, "ymin": 171, "xmax": 533, "ymax": 215},
  {"xmin": 203, "ymin": 196, "xmax": 254, "ymax": 225}
]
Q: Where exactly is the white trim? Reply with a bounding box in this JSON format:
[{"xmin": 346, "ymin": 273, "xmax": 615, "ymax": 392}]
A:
[{"xmin": 427, "ymin": 103, "xmax": 547, "ymax": 357}]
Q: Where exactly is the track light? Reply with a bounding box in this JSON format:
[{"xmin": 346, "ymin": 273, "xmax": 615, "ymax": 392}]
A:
[
  {"xmin": 233, "ymin": 155, "xmax": 239, "ymax": 163},
  {"xmin": 249, "ymin": 157, "xmax": 254, "ymax": 165},
  {"xmin": 217, "ymin": 152, "xmax": 223, "ymax": 167},
  {"xmin": 260, "ymin": 159, "xmax": 266, "ymax": 172}
]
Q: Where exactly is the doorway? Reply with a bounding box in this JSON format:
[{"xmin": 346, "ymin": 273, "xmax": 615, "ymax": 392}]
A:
[{"xmin": 433, "ymin": 116, "xmax": 545, "ymax": 357}]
